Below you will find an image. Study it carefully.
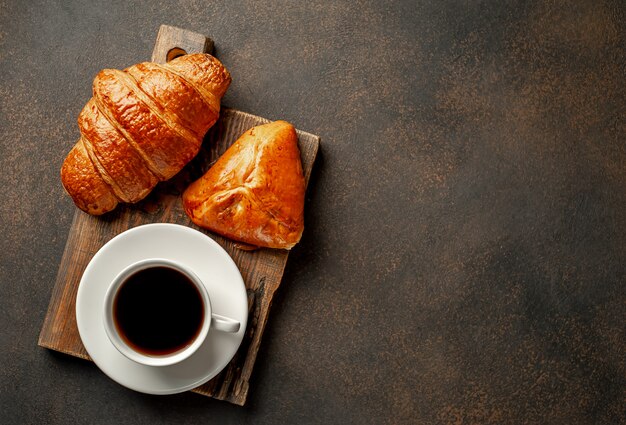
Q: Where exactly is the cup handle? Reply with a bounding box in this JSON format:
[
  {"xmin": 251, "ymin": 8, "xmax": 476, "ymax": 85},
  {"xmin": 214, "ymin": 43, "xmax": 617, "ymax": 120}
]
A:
[{"xmin": 211, "ymin": 314, "xmax": 240, "ymax": 333}]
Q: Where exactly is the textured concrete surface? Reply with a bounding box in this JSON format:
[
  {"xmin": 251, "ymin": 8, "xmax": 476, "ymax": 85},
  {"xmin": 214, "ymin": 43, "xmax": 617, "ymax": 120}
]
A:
[{"xmin": 1, "ymin": 0, "xmax": 625, "ymax": 424}]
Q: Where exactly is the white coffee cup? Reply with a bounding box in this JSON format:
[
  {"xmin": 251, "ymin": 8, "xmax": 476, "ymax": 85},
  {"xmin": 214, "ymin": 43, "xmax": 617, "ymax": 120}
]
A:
[{"xmin": 102, "ymin": 258, "xmax": 240, "ymax": 367}]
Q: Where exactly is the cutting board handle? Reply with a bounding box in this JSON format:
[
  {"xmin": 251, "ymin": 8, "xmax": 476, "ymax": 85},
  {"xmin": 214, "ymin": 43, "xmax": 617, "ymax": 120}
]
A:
[{"xmin": 151, "ymin": 24, "xmax": 214, "ymax": 64}]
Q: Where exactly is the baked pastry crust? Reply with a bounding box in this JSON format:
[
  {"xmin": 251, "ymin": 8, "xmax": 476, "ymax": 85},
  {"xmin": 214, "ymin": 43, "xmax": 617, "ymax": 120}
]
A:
[
  {"xmin": 183, "ymin": 120, "xmax": 305, "ymax": 249},
  {"xmin": 61, "ymin": 53, "xmax": 230, "ymax": 215}
]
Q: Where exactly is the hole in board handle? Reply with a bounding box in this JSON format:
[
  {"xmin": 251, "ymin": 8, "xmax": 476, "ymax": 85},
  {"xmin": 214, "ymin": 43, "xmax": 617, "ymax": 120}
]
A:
[{"xmin": 166, "ymin": 47, "xmax": 187, "ymax": 62}]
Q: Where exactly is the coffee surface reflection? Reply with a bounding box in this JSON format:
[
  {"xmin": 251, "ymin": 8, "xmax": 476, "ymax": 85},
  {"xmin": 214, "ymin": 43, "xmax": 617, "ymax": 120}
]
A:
[{"xmin": 113, "ymin": 266, "xmax": 205, "ymax": 356}]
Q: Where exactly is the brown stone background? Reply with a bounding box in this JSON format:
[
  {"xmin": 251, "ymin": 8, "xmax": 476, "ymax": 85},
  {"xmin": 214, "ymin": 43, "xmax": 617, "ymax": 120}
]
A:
[{"xmin": 0, "ymin": 1, "xmax": 624, "ymax": 424}]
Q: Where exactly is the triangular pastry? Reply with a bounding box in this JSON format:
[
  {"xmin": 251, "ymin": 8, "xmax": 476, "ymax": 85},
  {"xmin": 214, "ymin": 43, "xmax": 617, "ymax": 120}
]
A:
[{"xmin": 183, "ymin": 120, "xmax": 305, "ymax": 249}]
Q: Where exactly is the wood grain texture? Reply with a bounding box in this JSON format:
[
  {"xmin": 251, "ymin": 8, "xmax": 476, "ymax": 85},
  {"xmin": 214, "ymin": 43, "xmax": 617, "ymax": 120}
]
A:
[
  {"xmin": 38, "ymin": 24, "xmax": 319, "ymax": 406},
  {"xmin": 151, "ymin": 24, "xmax": 214, "ymax": 62}
]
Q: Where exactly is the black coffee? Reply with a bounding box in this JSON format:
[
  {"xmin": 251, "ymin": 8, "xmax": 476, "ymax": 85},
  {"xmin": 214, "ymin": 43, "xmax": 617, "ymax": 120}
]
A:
[{"xmin": 113, "ymin": 266, "xmax": 204, "ymax": 356}]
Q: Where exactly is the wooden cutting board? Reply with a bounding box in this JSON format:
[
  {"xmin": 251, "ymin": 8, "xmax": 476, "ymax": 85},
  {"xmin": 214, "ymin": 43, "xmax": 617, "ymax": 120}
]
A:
[{"xmin": 38, "ymin": 25, "xmax": 320, "ymax": 406}]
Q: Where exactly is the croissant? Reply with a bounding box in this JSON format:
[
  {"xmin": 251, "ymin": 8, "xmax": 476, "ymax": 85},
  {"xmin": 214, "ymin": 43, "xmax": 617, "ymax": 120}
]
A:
[
  {"xmin": 61, "ymin": 53, "xmax": 231, "ymax": 215},
  {"xmin": 183, "ymin": 120, "xmax": 305, "ymax": 249}
]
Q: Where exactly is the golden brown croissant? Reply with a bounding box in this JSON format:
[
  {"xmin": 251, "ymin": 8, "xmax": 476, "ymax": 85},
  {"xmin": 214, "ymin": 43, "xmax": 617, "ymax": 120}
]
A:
[
  {"xmin": 61, "ymin": 53, "xmax": 231, "ymax": 215},
  {"xmin": 183, "ymin": 120, "xmax": 305, "ymax": 249}
]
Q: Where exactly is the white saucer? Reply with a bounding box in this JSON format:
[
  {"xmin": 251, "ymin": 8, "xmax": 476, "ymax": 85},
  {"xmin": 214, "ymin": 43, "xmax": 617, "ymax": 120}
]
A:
[{"xmin": 76, "ymin": 223, "xmax": 248, "ymax": 395}]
